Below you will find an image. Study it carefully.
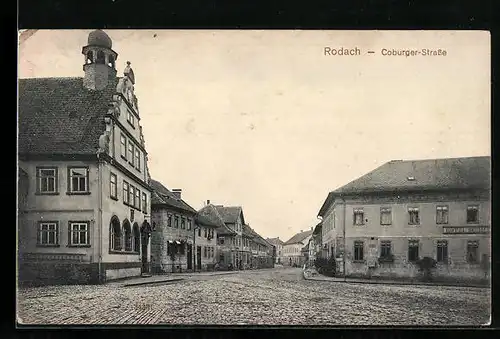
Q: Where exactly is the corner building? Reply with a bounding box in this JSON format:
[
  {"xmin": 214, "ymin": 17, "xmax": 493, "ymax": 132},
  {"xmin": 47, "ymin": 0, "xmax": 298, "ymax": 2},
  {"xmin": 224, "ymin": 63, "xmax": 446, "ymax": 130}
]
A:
[
  {"xmin": 18, "ymin": 30, "xmax": 153, "ymax": 285},
  {"xmin": 318, "ymin": 156, "xmax": 491, "ymax": 284}
]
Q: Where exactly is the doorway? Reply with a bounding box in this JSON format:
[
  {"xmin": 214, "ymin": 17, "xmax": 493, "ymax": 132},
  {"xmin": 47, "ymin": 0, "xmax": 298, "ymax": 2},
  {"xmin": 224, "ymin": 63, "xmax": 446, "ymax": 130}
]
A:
[
  {"xmin": 141, "ymin": 234, "xmax": 149, "ymax": 274},
  {"xmin": 187, "ymin": 244, "xmax": 193, "ymax": 270},
  {"xmin": 197, "ymin": 246, "xmax": 202, "ymax": 270}
]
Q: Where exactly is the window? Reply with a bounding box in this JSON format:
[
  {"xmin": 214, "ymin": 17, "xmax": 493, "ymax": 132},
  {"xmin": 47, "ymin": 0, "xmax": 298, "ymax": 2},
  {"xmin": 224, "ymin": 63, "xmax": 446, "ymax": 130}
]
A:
[
  {"xmin": 110, "ymin": 173, "xmax": 117, "ymax": 199},
  {"xmin": 467, "ymin": 205, "xmax": 479, "ymax": 224},
  {"xmin": 86, "ymin": 50, "xmax": 93, "ymax": 64},
  {"xmin": 204, "ymin": 246, "xmax": 207, "ymax": 258},
  {"xmin": 110, "ymin": 217, "xmax": 122, "ymax": 251},
  {"xmin": 187, "ymin": 219, "xmax": 192, "ymax": 230},
  {"xmin": 69, "ymin": 222, "xmax": 90, "ymax": 246},
  {"xmin": 380, "ymin": 240, "xmax": 392, "ymax": 258},
  {"xmin": 219, "ymin": 237, "xmax": 225, "ymax": 245},
  {"xmin": 204, "ymin": 228, "xmax": 207, "ymax": 238},
  {"xmin": 123, "ymin": 221, "xmax": 132, "ymax": 251},
  {"xmin": 127, "ymin": 111, "xmax": 135, "ymax": 127},
  {"xmin": 353, "ymin": 208, "xmax": 364, "ymax": 225},
  {"xmin": 123, "ymin": 181, "xmax": 129, "ymax": 204},
  {"xmin": 96, "ymin": 50, "xmax": 105, "ymax": 64},
  {"xmin": 68, "ymin": 167, "xmax": 89, "ymax": 193},
  {"xmin": 128, "ymin": 142, "xmax": 134, "ymax": 165},
  {"xmin": 120, "ymin": 134, "xmax": 127, "ymax": 159},
  {"xmin": 408, "ymin": 207, "xmax": 420, "ymax": 225},
  {"xmin": 129, "ymin": 186, "xmax": 135, "ymax": 207},
  {"xmin": 380, "ymin": 207, "xmax": 392, "ymax": 225},
  {"xmin": 354, "ymin": 241, "xmax": 364, "ymax": 261},
  {"xmin": 174, "ymin": 216, "xmax": 179, "ymax": 228},
  {"xmin": 108, "ymin": 54, "xmax": 115, "ymax": 68},
  {"xmin": 135, "ymin": 189, "xmax": 140, "ymax": 209},
  {"xmin": 181, "ymin": 217, "xmax": 186, "ymax": 229},
  {"xmin": 142, "ymin": 192, "xmax": 147, "ymax": 213},
  {"xmin": 38, "ymin": 222, "xmax": 59, "ymax": 246},
  {"xmin": 437, "ymin": 240, "xmax": 448, "ymax": 263},
  {"xmin": 167, "ymin": 214, "xmax": 172, "ymax": 227},
  {"xmin": 408, "ymin": 240, "xmax": 419, "ymax": 261},
  {"xmin": 37, "ymin": 167, "xmax": 58, "ymax": 194},
  {"xmin": 135, "ymin": 149, "xmax": 141, "ymax": 171},
  {"xmin": 436, "ymin": 206, "xmax": 449, "ymax": 224},
  {"xmin": 467, "ymin": 240, "xmax": 479, "ymax": 263},
  {"xmin": 198, "ymin": 227, "xmax": 201, "ymax": 237}
]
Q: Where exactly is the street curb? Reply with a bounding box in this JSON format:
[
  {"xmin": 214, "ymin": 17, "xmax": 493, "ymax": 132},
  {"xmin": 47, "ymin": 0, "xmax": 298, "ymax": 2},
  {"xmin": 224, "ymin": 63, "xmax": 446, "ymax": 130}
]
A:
[
  {"xmin": 303, "ymin": 274, "xmax": 490, "ymax": 289},
  {"xmin": 123, "ymin": 278, "xmax": 185, "ymax": 287}
]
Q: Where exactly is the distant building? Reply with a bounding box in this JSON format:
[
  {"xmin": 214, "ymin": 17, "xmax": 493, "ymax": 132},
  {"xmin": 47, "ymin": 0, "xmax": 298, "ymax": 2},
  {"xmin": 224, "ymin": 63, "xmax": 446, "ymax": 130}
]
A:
[
  {"xmin": 196, "ymin": 201, "xmax": 273, "ymax": 270},
  {"xmin": 307, "ymin": 222, "xmax": 323, "ymax": 265},
  {"xmin": 18, "ymin": 30, "xmax": 153, "ymax": 286},
  {"xmin": 283, "ymin": 229, "xmax": 313, "ymax": 266},
  {"xmin": 266, "ymin": 237, "xmax": 285, "ymax": 264},
  {"xmin": 150, "ymin": 180, "xmax": 197, "ymax": 273},
  {"xmin": 318, "ymin": 156, "xmax": 491, "ymax": 283},
  {"xmin": 193, "ymin": 204, "xmax": 221, "ymax": 271}
]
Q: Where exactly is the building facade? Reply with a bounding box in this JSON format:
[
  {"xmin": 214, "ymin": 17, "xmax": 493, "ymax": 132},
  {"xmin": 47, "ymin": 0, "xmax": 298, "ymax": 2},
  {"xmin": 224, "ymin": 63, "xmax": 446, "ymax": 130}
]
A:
[
  {"xmin": 18, "ymin": 30, "xmax": 153, "ymax": 286},
  {"xmin": 150, "ymin": 180, "xmax": 197, "ymax": 273},
  {"xmin": 282, "ymin": 229, "xmax": 313, "ymax": 266},
  {"xmin": 266, "ymin": 237, "xmax": 285, "ymax": 264},
  {"xmin": 318, "ymin": 157, "xmax": 491, "ymax": 283}
]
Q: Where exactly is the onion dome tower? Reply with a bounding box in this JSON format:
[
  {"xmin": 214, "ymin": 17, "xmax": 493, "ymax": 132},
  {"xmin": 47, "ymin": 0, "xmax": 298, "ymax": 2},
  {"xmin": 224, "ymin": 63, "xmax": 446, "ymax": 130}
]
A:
[{"xmin": 82, "ymin": 29, "xmax": 118, "ymax": 90}]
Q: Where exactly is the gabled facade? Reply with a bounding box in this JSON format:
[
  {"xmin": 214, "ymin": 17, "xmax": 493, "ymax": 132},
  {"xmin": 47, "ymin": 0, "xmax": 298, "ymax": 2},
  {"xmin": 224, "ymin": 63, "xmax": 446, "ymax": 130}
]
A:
[
  {"xmin": 283, "ymin": 229, "xmax": 313, "ymax": 266},
  {"xmin": 150, "ymin": 180, "xmax": 197, "ymax": 273},
  {"xmin": 266, "ymin": 237, "xmax": 285, "ymax": 264},
  {"xmin": 18, "ymin": 30, "xmax": 153, "ymax": 285},
  {"xmin": 317, "ymin": 156, "xmax": 491, "ymax": 283},
  {"xmin": 194, "ymin": 205, "xmax": 221, "ymax": 271}
]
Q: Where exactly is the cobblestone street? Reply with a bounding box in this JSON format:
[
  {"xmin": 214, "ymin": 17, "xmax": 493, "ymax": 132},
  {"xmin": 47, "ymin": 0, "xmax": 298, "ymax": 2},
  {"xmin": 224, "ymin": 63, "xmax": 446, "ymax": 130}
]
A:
[{"xmin": 17, "ymin": 267, "xmax": 490, "ymax": 326}]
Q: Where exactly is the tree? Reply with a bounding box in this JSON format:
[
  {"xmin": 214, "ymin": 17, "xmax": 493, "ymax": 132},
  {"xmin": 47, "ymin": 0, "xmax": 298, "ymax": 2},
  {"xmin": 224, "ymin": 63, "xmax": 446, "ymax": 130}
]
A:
[{"xmin": 415, "ymin": 256, "xmax": 437, "ymax": 282}]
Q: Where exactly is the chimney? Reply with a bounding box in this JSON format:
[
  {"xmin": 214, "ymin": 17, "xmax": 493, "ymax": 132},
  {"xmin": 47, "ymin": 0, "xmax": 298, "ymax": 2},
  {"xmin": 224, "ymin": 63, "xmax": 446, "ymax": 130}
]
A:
[
  {"xmin": 300, "ymin": 230, "xmax": 303, "ymax": 233},
  {"xmin": 172, "ymin": 189, "xmax": 182, "ymax": 199},
  {"xmin": 206, "ymin": 199, "xmax": 210, "ymax": 205},
  {"xmin": 311, "ymin": 227, "xmax": 313, "ymax": 231}
]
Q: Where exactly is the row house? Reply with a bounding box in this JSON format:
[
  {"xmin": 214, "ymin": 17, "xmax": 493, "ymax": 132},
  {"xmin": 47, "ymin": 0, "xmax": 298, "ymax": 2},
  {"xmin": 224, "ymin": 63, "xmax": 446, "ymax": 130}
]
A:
[
  {"xmin": 317, "ymin": 156, "xmax": 491, "ymax": 283},
  {"xmin": 18, "ymin": 30, "xmax": 153, "ymax": 286},
  {"xmin": 246, "ymin": 226, "xmax": 274, "ymax": 269},
  {"xmin": 282, "ymin": 229, "xmax": 313, "ymax": 266},
  {"xmin": 307, "ymin": 222, "xmax": 322, "ymax": 265},
  {"xmin": 266, "ymin": 237, "xmax": 284, "ymax": 264},
  {"xmin": 193, "ymin": 209, "xmax": 220, "ymax": 271},
  {"xmin": 196, "ymin": 201, "xmax": 273, "ymax": 270},
  {"xmin": 150, "ymin": 180, "xmax": 197, "ymax": 273}
]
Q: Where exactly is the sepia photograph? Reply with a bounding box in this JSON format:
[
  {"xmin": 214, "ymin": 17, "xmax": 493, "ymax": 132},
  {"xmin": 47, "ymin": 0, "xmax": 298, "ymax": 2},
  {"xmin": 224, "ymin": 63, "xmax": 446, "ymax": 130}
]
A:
[{"xmin": 17, "ymin": 29, "xmax": 490, "ymax": 326}]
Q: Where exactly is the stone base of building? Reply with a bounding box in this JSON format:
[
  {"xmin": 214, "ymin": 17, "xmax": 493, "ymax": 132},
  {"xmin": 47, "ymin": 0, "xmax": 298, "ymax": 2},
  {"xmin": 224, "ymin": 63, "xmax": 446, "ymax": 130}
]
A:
[
  {"xmin": 18, "ymin": 261, "xmax": 144, "ymax": 287},
  {"xmin": 343, "ymin": 260, "xmax": 490, "ymax": 285}
]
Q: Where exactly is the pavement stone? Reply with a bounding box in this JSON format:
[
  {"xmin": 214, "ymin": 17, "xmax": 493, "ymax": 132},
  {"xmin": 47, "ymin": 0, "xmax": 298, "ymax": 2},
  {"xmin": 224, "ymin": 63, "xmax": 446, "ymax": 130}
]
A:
[{"xmin": 17, "ymin": 267, "xmax": 490, "ymax": 326}]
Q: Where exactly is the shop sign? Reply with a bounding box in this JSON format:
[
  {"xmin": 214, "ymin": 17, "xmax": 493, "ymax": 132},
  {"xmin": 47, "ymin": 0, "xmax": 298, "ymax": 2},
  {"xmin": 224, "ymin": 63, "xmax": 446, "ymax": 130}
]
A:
[{"xmin": 443, "ymin": 226, "xmax": 489, "ymax": 234}]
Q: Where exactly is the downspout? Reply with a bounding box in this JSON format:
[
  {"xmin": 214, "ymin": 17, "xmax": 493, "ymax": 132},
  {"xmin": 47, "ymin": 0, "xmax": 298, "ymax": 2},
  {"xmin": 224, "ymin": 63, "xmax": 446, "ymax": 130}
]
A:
[
  {"xmin": 340, "ymin": 194, "xmax": 346, "ymax": 282},
  {"xmin": 97, "ymin": 153, "xmax": 103, "ymax": 283}
]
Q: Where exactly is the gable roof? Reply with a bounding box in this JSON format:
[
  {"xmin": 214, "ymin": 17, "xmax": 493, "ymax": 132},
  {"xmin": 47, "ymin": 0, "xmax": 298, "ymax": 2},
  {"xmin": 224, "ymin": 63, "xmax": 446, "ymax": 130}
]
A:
[
  {"xmin": 150, "ymin": 179, "xmax": 197, "ymax": 214},
  {"xmin": 284, "ymin": 229, "xmax": 313, "ymax": 246},
  {"xmin": 318, "ymin": 156, "xmax": 491, "ymax": 216},
  {"xmin": 18, "ymin": 77, "xmax": 118, "ymax": 155},
  {"xmin": 196, "ymin": 204, "xmax": 235, "ymax": 234},
  {"xmin": 214, "ymin": 206, "xmax": 245, "ymax": 224},
  {"xmin": 266, "ymin": 237, "xmax": 285, "ymax": 246}
]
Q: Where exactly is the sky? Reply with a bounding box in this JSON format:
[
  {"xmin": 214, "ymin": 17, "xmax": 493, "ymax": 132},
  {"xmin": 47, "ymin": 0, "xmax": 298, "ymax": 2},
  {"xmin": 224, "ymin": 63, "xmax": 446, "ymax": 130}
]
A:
[{"xmin": 18, "ymin": 30, "xmax": 490, "ymax": 241}]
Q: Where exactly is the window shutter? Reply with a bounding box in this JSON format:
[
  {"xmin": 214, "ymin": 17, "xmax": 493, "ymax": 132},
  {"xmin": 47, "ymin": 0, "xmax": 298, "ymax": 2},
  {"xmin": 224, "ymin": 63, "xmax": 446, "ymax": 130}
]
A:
[
  {"xmin": 68, "ymin": 222, "xmax": 71, "ymax": 246},
  {"xmin": 36, "ymin": 222, "xmax": 40, "ymax": 244},
  {"xmin": 35, "ymin": 169, "xmax": 40, "ymax": 193},
  {"xmin": 67, "ymin": 167, "xmax": 71, "ymax": 192}
]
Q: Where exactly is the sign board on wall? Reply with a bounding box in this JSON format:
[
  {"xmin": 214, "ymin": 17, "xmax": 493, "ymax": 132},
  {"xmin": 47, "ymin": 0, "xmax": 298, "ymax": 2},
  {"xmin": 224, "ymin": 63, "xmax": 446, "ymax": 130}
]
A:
[{"xmin": 443, "ymin": 226, "xmax": 489, "ymax": 234}]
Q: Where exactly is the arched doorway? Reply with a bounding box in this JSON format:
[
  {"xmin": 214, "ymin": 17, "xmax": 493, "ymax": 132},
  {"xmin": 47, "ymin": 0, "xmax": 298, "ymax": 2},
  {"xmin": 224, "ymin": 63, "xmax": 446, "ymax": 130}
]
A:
[
  {"xmin": 140, "ymin": 220, "xmax": 152, "ymax": 275},
  {"xmin": 133, "ymin": 223, "xmax": 140, "ymax": 253}
]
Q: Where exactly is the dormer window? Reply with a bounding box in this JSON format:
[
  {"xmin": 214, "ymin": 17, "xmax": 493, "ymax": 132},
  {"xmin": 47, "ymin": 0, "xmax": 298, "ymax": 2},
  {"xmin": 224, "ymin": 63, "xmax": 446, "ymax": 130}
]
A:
[{"xmin": 96, "ymin": 50, "xmax": 105, "ymax": 64}]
